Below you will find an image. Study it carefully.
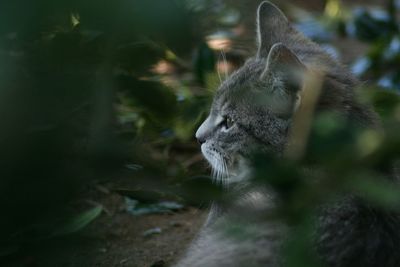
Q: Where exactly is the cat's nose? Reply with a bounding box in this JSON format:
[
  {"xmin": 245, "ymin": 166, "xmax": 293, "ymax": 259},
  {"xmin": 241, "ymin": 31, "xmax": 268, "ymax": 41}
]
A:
[
  {"xmin": 196, "ymin": 116, "xmax": 211, "ymax": 145},
  {"xmin": 195, "ymin": 128, "xmax": 207, "ymax": 145},
  {"xmin": 197, "ymin": 136, "xmax": 206, "ymax": 145}
]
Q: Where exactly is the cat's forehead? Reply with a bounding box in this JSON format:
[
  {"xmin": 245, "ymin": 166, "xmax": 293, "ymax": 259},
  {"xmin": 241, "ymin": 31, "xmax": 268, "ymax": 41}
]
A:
[{"xmin": 213, "ymin": 58, "xmax": 266, "ymax": 108}]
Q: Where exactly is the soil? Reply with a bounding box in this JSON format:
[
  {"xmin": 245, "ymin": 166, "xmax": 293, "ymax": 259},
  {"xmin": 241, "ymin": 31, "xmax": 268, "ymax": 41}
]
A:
[{"xmin": 3, "ymin": 187, "xmax": 206, "ymax": 267}]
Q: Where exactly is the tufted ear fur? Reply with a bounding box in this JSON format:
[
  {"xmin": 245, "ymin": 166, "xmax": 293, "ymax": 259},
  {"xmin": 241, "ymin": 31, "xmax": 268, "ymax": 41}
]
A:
[
  {"xmin": 257, "ymin": 1, "xmax": 290, "ymax": 57},
  {"xmin": 261, "ymin": 43, "xmax": 307, "ymax": 116}
]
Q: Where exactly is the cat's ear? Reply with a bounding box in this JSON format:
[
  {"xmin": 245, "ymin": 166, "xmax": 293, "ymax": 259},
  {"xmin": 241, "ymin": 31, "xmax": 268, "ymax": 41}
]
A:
[
  {"xmin": 261, "ymin": 43, "xmax": 306, "ymax": 115},
  {"xmin": 257, "ymin": 1, "xmax": 290, "ymax": 57},
  {"xmin": 264, "ymin": 43, "xmax": 306, "ymax": 84}
]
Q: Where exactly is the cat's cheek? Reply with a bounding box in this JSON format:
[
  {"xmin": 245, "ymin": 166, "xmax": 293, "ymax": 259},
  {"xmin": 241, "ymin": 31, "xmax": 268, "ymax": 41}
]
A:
[
  {"xmin": 200, "ymin": 143, "xmax": 213, "ymax": 165},
  {"xmin": 200, "ymin": 143, "xmax": 207, "ymax": 157}
]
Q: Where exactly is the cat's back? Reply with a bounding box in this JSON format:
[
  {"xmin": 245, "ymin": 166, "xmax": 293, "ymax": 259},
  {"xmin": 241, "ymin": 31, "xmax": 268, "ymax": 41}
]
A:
[{"xmin": 317, "ymin": 196, "xmax": 400, "ymax": 267}]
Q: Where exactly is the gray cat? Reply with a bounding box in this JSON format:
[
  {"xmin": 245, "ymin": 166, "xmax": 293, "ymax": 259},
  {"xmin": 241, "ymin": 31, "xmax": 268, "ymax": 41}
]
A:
[{"xmin": 176, "ymin": 2, "xmax": 400, "ymax": 266}]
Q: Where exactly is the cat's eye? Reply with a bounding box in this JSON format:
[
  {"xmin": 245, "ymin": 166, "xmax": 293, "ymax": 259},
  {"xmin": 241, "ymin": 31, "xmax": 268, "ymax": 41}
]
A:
[{"xmin": 221, "ymin": 116, "xmax": 234, "ymax": 131}]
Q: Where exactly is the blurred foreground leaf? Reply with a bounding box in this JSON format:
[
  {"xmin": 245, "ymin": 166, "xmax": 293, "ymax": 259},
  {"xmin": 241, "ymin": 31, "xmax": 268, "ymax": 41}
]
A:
[
  {"xmin": 349, "ymin": 176, "xmax": 400, "ymax": 209},
  {"xmin": 52, "ymin": 206, "xmax": 103, "ymax": 237},
  {"xmin": 352, "ymin": 8, "xmax": 397, "ymax": 42},
  {"xmin": 0, "ymin": 245, "xmax": 19, "ymax": 258},
  {"xmin": 125, "ymin": 198, "xmax": 184, "ymax": 216}
]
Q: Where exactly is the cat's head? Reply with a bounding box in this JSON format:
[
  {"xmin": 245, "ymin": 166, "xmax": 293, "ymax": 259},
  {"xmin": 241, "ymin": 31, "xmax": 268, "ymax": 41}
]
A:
[{"xmin": 195, "ymin": 1, "xmax": 334, "ymax": 181}]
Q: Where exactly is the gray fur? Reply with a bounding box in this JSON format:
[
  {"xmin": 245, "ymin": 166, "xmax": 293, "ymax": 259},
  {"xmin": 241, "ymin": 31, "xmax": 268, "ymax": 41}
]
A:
[{"xmin": 176, "ymin": 2, "xmax": 399, "ymax": 266}]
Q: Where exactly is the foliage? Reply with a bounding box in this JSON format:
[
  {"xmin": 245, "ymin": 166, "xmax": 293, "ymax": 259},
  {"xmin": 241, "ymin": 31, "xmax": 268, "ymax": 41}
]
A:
[
  {"xmin": 0, "ymin": 0, "xmax": 213, "ymax": 260},
  {"xmin": 348, "ymin": 0, "xmax": 400, "ymax": 89},
  {"xmin": 251, "ymin": 88, "xmax": 400, "ymax": 267}
]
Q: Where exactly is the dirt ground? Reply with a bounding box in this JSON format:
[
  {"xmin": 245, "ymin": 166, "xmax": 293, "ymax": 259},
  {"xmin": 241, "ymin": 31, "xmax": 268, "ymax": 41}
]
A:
[{"xmin": 3, "ymin": 187, "xmax": 206, "ymax": 267}]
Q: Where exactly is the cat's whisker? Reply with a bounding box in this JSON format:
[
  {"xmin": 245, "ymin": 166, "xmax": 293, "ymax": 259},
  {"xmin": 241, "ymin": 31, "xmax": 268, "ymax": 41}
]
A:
[
  {"xmin": 211, "ymin": 152, "xmax": 226, "ymax": 187},
  {"xmin": 215, "ymin": 153, "xmax": 229, "ymax": 188},
  {"xmin": 221, "ymin": 157, "xmax": 227, "ymax": 187},
  {"xmin": 221, "ymin": 49, "xmax": 229, "ymax": 80},
  {"xmin": 210, "ymin": 153, "xmax": 218, "ymax": 183},
  {"xmin": 216, "ymin": 52, "xmax": 223, "ymax": 84},
  {"xmin": 221, "ymin": 156, "xmax": 227, "ymax": 179},
  {"xmin": 210, "ymin": 152, "xmax": 225, "ymax": 186}
]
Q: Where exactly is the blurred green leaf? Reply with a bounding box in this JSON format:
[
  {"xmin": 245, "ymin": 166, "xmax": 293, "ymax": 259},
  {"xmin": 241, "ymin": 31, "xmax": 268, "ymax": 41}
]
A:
[
  {"xmin": 368, "ymin": 89, "xmax": 400, "ymax": 118},
  {"xmin": 115, "ymin": 42, "xmax": 165, "ymax": 75},
  {"xmin": 178, "ymin": 176, "xmax": 224, "ymax": 205},
  {"xmin": 0, "ymin": 245, "xmax": 19, "ymax": 258},
  {"xmin": 52, "ymin": 206, "xmax": 102, "ymax": 237},
  {"xmin": 125, "ymin": 198, "xmax": 184, "ymax": 216},
  {"xmin": 117, "ymin": 76, "xmax": 177, "ymax": 123},
  {"xmin": 194, "ymin": 42, "xmax": 216, "ymax": 86},
  {"xmin": 284, "ymin": 218, "xmax": 320, "ymax": 267},
  {"xmin": 349, "ymin": 176, "xmax": 400, "ymax": 209},
  {"xmin": 352, "ymin": 9, "xmax": 397, "ymax": 42}
]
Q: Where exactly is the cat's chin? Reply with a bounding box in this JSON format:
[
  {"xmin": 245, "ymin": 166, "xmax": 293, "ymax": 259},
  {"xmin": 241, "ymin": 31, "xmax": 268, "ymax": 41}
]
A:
[
  {"xmin": 201, "ymin": 144, "xmax": 229, "ymax": 178},
  {"xmin": 201, "ymin": 144, "xmax": 250, "ymax": 186}
]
